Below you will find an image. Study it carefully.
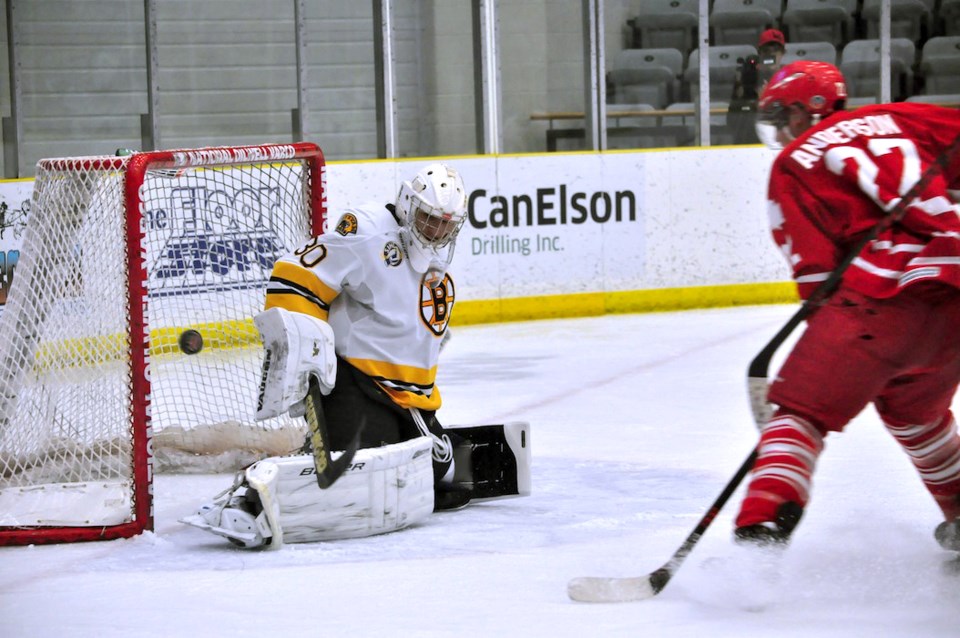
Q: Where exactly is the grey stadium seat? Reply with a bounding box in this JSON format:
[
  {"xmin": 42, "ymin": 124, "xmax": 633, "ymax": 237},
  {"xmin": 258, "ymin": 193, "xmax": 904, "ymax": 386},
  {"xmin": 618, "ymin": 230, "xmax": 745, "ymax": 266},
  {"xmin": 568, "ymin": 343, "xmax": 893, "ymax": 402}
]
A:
[
  {"xmin": 659, "ymin": 101, "xmax": 732, "ymax": 145},
  {"xmin": 605, "ymin": 104, "xmax": 689, "ymax": 149},
  {"xmin": 781, "ymin": 41, "xmax": 838, "ymax": 65},
  {"xmin": 942, "ymin": 0, "xmax": 960, "ymax": 37},
  {"xmin": 710, "ymin": 0, "xmax": 783, "ymax": 46},
  {"xmin": 860, "ymin": 0, "xmax": 932, "ymax": 43},
  {"xmin": 780, "ymin": 0, "xmax": 856, "ymax": 49},
  {"xmin": 919, "ymin": 36, "xmax": 960, "ymax": 96},
  {"xmin": 627, "ymin": 0, "xmax": 699, "ymax": 60},
  {"xmin": 684, "ymin": 44, "xmax": 758, "ymax": 102},
  {"xmin": 839, "ymin": 38, "xmax": 916, "ymax": 100},
  {"xmin": 608, "ymin": 48, "xmax": 684, "ymax": 109}
]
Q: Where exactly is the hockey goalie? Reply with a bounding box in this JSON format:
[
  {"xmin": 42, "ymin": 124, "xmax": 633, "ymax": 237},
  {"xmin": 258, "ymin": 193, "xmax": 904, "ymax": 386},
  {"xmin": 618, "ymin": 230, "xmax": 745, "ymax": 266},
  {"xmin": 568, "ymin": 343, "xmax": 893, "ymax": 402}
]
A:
[{"xmin": 182, "ymin": 162, "xmax": 530, "ymax": 548}]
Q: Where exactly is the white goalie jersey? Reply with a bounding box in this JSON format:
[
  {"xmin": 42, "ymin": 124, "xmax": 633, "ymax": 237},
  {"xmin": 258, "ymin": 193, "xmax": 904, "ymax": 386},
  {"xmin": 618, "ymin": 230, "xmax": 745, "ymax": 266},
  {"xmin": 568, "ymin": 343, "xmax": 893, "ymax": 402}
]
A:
[{"xmin": 264, "ymin": 204, "xmax": 455, "ymax": 411}]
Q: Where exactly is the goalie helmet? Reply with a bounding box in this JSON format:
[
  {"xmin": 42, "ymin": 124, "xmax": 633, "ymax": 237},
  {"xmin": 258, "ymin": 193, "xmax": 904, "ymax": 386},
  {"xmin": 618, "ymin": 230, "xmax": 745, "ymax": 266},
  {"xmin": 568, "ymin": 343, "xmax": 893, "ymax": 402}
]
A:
[
  {"xmin": 395, "ymin": 163, "xmax": 467, "ymax": 277},
  {"xmin": 755, "ymin": 60, "xmax": 847, "ymax": 147}
]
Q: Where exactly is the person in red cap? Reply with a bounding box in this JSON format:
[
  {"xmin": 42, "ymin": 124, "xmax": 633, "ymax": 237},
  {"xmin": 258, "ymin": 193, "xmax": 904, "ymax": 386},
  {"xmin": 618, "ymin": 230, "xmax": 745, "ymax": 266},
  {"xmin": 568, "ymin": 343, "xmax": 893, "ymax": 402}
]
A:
[
  {"xmin": 729, "ymin": 28, "xmax": 787, "ymax": 143},
  {"xmin": 757, "ymin": 28, "xmax": 787, "ymax": 84}
]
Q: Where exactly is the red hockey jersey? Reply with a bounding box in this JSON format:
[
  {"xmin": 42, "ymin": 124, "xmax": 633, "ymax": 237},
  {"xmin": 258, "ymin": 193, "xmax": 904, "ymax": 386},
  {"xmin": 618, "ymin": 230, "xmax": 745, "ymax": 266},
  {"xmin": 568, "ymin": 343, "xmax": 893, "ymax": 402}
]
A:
[{"xmin": 767, "ymin": 102, "xmax": 960, "ymax": 299}]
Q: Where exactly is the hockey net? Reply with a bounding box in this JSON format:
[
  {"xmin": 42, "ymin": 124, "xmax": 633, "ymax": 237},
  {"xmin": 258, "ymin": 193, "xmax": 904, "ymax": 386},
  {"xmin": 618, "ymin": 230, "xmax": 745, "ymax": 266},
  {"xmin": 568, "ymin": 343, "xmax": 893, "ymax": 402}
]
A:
[{"xmin": 0, "ymin": 143, "xmax": 325, "ymax": 545}]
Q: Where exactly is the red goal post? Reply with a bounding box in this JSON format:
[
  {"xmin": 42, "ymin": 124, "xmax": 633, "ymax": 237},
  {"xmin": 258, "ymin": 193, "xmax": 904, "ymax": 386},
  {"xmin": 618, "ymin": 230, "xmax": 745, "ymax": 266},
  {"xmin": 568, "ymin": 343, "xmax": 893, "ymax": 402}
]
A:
[{"xmin": 0, "ymin": 143, "xmax": 325, "ymax": 545}]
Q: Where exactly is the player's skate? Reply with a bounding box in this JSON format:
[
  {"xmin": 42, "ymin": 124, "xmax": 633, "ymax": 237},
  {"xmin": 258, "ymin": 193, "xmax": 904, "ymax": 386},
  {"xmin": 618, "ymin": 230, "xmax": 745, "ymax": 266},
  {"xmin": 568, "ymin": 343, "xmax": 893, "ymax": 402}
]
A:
[
  {"xmin": 706, "ymin": 502, "xmax": 802, "ymax": 610},
  {"xmin": 734, "ymin": 501, "xmax": 803, "ymax": 548},
  {"xmin": 935, "ymin": 518, "xmax": 960, "ymax": 552}
]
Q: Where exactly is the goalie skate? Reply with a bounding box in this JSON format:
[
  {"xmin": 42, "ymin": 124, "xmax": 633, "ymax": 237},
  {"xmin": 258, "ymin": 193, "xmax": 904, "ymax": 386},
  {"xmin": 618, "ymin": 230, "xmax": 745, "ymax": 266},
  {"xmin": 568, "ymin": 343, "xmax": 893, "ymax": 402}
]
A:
[{"xmin": 181, "ymin": 485, "xmax": 273, "ymax": 549}]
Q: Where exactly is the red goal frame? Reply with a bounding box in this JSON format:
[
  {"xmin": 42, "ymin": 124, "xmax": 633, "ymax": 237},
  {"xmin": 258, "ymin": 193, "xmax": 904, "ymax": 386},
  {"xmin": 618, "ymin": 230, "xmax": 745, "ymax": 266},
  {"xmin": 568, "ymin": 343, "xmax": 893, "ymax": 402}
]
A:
[{"xmin": 0, "ymin": 143, "xmax": 325, "ymax": 545}]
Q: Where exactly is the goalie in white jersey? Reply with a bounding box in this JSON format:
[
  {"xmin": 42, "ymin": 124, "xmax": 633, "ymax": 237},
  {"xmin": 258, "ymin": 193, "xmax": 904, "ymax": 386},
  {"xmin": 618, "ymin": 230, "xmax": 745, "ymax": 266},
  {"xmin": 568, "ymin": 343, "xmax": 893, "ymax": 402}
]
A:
[
  {"xmin": 182, "ymin": 163, "xmax": 530, "ymax": 548},
  {"xmin": 264, "ymin": 163, "xmax": 463, "ymax": 464}
]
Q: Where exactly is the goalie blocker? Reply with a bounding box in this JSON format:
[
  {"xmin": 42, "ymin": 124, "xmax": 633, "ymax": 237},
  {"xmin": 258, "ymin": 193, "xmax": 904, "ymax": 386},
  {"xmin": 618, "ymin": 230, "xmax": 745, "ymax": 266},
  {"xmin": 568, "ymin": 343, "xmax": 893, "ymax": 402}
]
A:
[{"xmin": 181, "ymin": 421, "xmax": 530, "ymax": 548}]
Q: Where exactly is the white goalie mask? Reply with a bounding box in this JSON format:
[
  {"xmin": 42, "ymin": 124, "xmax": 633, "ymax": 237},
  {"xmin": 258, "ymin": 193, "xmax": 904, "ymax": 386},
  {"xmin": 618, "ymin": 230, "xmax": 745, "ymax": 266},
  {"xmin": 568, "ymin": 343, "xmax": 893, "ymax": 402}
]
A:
[{"xmin": 395, "ymin": 163, "xmax": 467, "ymax": 278}]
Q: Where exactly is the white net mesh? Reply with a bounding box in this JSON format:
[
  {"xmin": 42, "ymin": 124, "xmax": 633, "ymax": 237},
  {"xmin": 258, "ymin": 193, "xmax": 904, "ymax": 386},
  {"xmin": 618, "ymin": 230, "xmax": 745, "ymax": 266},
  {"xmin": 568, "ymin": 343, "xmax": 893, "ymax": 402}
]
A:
[{"xmin": 0, "ymin": 146, "xmax": 321, "ymax": 537}]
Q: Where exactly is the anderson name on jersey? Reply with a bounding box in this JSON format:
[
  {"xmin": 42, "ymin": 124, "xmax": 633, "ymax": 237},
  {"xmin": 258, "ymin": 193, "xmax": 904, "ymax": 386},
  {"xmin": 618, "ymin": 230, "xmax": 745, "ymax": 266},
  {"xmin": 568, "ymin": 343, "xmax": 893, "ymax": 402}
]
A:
[
  {"xmin": 264, "ymin": 204, "xmax": 454, "ymax": 411},
  {"xmin": 768, "ymin": 102, "xmax": 960, "ymax": 300}
]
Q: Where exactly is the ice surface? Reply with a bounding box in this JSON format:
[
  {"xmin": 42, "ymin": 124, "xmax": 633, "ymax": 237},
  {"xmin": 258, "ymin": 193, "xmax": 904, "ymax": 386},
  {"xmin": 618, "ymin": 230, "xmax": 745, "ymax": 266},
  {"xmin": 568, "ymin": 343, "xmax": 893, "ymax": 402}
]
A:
[{"xmin": 4, "ymin": 305, "xmax": 958, "ymax": 637}]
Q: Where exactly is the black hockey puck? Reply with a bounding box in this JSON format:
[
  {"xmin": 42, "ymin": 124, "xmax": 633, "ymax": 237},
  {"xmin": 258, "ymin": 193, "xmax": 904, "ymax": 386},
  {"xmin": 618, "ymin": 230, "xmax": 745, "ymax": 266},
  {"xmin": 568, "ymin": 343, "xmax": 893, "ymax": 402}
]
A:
[{"xmin": 178, "ymin": 329, "xmax": 204, "ymax": 355}]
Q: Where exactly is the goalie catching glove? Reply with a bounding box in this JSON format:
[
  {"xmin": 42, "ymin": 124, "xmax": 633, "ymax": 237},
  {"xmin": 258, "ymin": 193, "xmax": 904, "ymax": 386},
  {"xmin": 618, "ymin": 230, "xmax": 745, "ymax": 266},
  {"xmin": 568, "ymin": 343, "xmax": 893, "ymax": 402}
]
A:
[{"xmin": 254, "ymin": 306, "xmax": 337, "ymax": 421}]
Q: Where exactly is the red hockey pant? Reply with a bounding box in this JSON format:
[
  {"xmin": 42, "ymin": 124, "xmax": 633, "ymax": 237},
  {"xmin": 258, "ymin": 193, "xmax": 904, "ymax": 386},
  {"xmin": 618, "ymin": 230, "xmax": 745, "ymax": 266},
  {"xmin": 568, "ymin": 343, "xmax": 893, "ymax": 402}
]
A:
[{"xmin": 737, "ymin": 283, "xmax": 960, "ymax": 528}]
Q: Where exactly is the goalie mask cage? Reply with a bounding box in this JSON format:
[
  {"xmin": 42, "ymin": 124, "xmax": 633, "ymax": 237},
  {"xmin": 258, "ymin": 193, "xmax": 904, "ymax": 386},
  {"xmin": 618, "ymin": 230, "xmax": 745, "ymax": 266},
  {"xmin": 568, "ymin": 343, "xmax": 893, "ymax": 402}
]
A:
[{"xmin": 0, "ymin": 143, "xmax": 325, "ymax": 545}]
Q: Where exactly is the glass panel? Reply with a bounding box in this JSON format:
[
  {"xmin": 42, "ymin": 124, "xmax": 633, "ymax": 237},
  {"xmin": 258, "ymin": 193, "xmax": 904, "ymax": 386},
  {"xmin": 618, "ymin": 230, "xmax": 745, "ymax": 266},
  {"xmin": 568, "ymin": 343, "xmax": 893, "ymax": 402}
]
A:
[
  {"xmin": 14, "ymin": 1, "xmax": 147, "ymax": 176},
  {"xmin": 302, "ymin": 1, "xmax": 378, "ymax": 160},
  {"xmin": 502, "ymin": 0, "xmax": 586, "ymax": 153},
  {"xmin": 394, "ymin": 0, "xmax": 477, "ymax": 158},
  {"xmin": 603, "ymin": 0, "xmax": 700, "ymax": 149},
  {"xmin": 0, "ymin": 0, "xmax": 947, "ymax": 173},
  {"xmin": 0, "ymin": 1, "xmax": 8, "ymax": 177},
  {"xmin": 154, "ymin": 0, "xmax": 297, "ymax": 151}
]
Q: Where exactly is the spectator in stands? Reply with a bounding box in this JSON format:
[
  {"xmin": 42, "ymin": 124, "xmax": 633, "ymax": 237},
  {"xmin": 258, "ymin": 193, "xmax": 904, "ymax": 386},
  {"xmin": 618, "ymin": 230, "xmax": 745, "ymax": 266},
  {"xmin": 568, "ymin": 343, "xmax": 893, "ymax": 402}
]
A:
[{"xmin": 729, "ymin": 29, "xmax": 787, "ymax": 144}]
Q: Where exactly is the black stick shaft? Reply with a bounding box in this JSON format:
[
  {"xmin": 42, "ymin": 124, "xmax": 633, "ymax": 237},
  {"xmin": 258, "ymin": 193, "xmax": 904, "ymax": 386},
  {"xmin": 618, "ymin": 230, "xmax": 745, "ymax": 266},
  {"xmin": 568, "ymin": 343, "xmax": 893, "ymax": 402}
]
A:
[
  {"xmin": 649, "ymin": 447, "xmax": 759, "ymax": 593},
  {"xmin": 304, "ymin": 378, "xmax": 362, "ymax": 489}
]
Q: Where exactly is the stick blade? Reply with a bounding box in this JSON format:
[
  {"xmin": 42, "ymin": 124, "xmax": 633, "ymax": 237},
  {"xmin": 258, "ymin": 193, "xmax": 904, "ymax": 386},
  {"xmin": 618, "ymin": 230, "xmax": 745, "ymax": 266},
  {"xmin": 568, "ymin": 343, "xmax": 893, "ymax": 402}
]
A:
[{"xmin": 567, "ymin": 575, "xmax": 658, "ymax": 603}]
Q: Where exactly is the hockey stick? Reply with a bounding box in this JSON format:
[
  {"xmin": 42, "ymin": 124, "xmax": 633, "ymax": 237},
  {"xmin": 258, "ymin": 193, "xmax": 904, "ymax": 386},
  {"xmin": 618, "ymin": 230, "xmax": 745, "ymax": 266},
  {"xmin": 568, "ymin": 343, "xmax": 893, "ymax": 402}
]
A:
[
  {"xmin": 568, "ymin": 448, "xmax": 758, "ymax": 602},
  {"xmin": 568, "ymin": 134, "xmax": 960, "ymax": 604},
  {"xmin": 303, "ymin": 377, "xmax": 363, "ymax": 489}
]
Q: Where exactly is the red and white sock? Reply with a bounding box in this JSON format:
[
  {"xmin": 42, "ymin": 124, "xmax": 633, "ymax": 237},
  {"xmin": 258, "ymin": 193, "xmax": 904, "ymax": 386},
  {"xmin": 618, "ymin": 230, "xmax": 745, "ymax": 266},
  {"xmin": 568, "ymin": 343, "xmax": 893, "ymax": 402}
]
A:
[
  {"xmin": 736, "ymin": 411, "xmax": 824, "ymax": 528},
  {"xmin": 885, "ymin": 411, "xmax": 960, "ymax": 521}
]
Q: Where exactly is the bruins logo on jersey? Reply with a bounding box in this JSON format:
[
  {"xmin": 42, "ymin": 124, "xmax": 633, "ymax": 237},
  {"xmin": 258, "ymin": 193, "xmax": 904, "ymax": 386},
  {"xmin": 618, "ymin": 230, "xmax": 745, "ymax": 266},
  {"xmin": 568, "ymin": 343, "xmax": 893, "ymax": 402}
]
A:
[
  {"xmin": 383, "ymin": 241, "xmax": 403, "ymax": 267},
  {"xmin": 335, "ymin": 213, "xmax": 358, "ymax": 236},
  {"xmin": 419, "ymin": 273, "xmax": 454, "ymax": 335}
]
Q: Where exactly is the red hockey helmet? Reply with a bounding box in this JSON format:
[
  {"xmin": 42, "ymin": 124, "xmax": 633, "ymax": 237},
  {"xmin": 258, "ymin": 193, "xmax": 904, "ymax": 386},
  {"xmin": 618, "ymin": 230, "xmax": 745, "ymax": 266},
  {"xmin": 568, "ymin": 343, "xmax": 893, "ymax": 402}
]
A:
[
  {"xmin": 756, "ymin": 61, "xmax": 848, "ymax": 146},
  {"xmin": 759, "ymin": 60, "xmax": 847, "ymax": 119}
]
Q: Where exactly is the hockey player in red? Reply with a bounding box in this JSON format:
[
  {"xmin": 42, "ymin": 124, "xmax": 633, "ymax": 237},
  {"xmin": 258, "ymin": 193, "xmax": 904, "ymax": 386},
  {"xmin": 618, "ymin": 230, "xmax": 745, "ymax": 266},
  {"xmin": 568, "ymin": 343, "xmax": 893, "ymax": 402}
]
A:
[{"xmin": 734, "ymin": 60, "xmax": 960, "ymax": 555}]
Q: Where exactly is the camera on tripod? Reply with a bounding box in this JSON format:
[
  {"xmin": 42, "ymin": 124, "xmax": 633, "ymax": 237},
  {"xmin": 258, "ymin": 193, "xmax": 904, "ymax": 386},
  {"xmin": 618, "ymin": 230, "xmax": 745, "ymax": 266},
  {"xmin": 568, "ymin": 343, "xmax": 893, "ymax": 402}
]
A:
[{"xmin": 738, "ymin": 55, "xmax": 761, "ymax": 98}]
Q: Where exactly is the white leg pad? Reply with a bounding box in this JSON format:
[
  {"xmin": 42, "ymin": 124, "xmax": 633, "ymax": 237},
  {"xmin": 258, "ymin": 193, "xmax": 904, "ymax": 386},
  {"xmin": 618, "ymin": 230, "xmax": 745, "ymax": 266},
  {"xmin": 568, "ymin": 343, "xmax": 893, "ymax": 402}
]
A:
[
  {"xmin": 246, "ymin": 459, "xmax": 283, "ymax": 550},
  {"xmin": 268, "ymin": 436, "xmax": 434, "ymax": 543},
  {"xmin": 183, "ymin": 436, "xmax": 436, "ymax": 547},
  {"xmin": 181, "ymin": 436, "xmax": 434, "ymax": 549}
]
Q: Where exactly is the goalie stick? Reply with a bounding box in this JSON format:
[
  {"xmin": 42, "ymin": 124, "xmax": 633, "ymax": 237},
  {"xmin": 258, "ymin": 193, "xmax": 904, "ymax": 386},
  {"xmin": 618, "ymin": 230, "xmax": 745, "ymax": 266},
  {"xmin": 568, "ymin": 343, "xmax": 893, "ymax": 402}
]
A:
[
  {"xmin": 568, "ymin": 134, "xmax": 960, "ymax": 604},
  {"xmin": 303, "ymin": 377, "xmax": 363, "ymax": 489}
]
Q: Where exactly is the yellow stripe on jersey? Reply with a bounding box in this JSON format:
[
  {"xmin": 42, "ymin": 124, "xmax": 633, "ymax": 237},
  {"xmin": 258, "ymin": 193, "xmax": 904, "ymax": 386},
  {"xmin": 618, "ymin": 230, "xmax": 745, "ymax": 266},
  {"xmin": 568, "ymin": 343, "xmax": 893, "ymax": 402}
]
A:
[
  {"xmin": 346, "ymin": 356, "xmax": 442, "ymax": 411},
  {"xmin": 264, "ymin": 260, "xmax": 340, "ymax": 320}
]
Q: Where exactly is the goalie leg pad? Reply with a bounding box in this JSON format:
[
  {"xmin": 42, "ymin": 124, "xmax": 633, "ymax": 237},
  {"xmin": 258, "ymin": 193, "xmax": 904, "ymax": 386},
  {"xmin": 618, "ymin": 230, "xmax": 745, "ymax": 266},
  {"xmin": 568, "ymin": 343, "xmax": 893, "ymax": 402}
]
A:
[
  {"xmin": 449, "ymin": 422, "xmax": 531, "ymax": 500},
  {"xmin": 183, "ymin": 437, "xmax": 435, "ymax": 546},
  {"xmin": 265, "ymin": 436, "xmax": 434, "ymax": 543}
]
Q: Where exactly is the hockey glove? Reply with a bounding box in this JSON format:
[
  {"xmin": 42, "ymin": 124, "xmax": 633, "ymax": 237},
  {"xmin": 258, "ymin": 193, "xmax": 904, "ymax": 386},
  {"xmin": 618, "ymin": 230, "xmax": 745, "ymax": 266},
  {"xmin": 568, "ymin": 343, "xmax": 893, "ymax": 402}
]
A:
[{"xmin": 254, "ymin": 307, "xmax": 337, "ymax": 421}]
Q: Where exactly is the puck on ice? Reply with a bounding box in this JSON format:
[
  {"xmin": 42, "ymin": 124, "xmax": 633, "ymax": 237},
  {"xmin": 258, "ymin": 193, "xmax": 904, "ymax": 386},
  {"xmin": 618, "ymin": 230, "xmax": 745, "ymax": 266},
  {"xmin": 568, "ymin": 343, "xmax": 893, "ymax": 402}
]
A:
[{"xmin": 178, "ymin": 329, "xmax": 204, "ymax": 355}]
